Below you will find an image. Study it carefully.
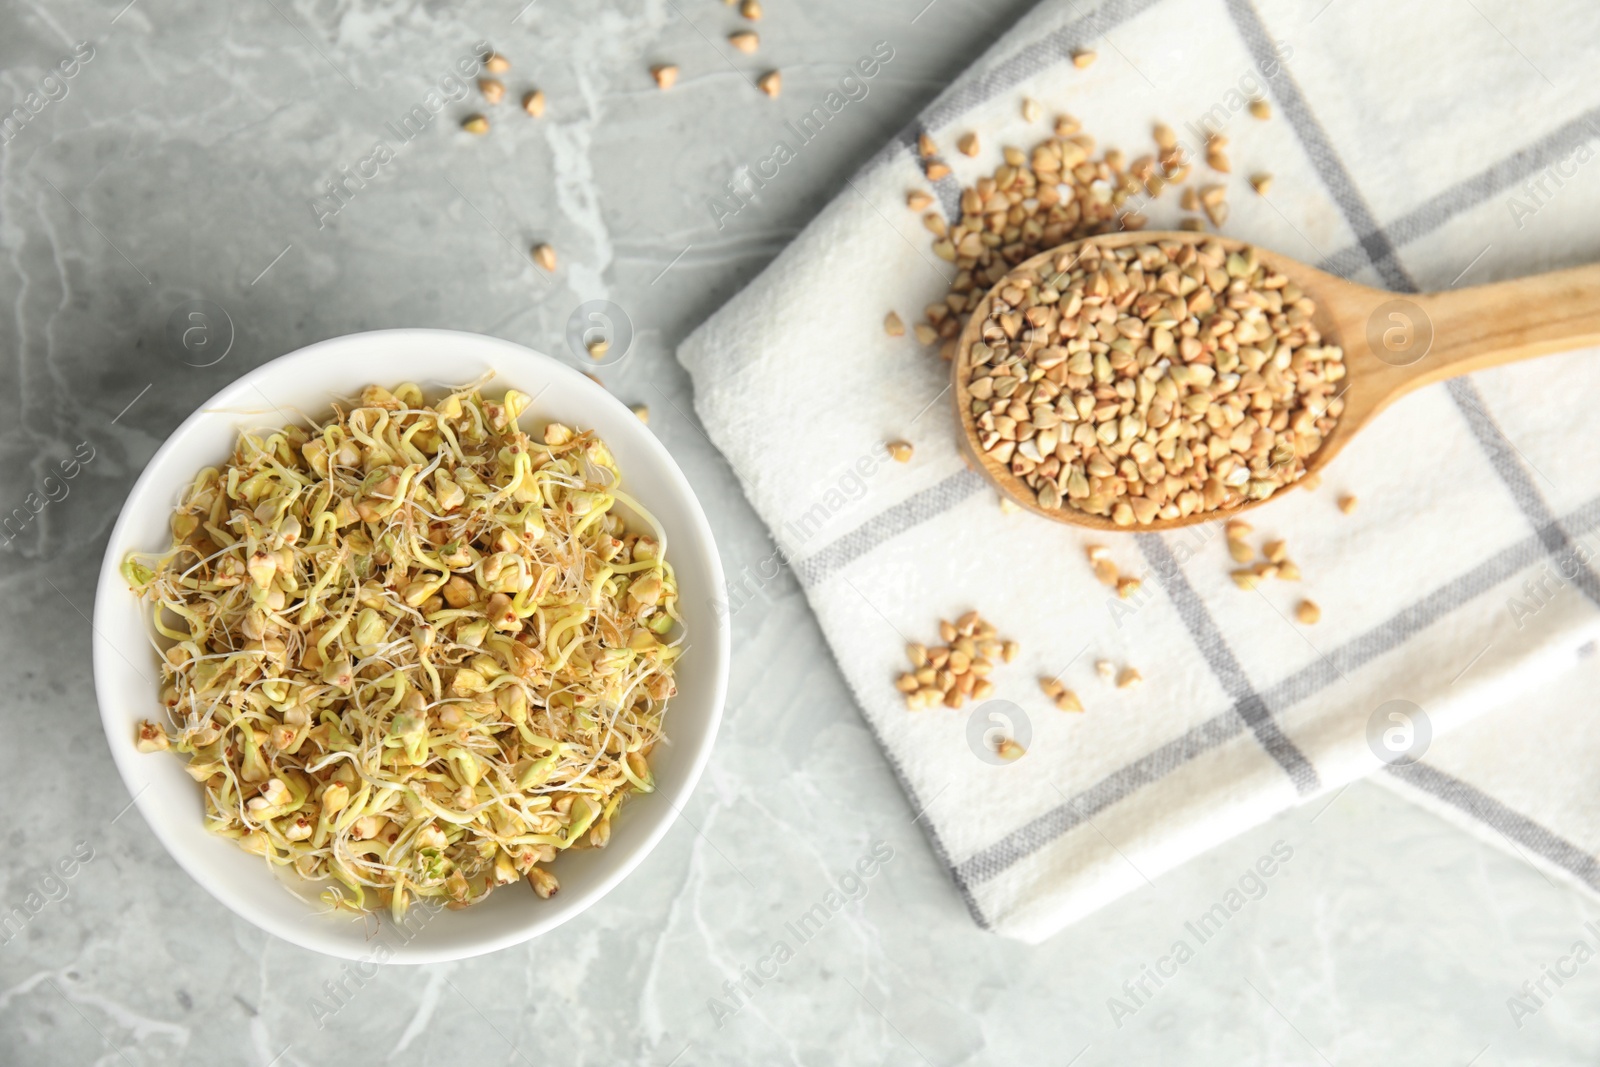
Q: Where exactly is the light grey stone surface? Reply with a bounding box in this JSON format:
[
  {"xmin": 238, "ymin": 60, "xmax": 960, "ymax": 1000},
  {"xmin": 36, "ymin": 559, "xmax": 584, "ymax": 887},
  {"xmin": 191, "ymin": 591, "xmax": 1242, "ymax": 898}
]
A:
[{"xmin": 1, "ymin": 1, "xmax": 1598, "ymax": 1064}]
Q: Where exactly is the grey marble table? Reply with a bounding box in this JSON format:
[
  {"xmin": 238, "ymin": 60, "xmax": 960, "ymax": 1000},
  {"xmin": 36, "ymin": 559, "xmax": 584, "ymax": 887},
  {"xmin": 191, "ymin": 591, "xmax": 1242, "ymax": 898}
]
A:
[{"xmin": 2, "ymin": 1, "xmax": 1598, "ymax": 1064}]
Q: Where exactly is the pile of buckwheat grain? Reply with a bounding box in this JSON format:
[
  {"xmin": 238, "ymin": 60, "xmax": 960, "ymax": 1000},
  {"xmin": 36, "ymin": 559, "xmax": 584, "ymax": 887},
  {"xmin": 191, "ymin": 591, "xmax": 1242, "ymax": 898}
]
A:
[
  {"xmin": 897, "ymin": 611, "xmax": 1018, "ymax": 710},
  {"xmin": 965, "ymin": 238, "xmax": 1345, "ymax": 525}
]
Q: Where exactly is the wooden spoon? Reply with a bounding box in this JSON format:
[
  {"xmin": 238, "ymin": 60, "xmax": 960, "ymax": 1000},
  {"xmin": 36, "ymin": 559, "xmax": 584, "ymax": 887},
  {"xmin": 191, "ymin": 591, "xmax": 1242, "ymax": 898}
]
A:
[{"xmin": 952, "ymin": 230, "xmax": 1600, "ymax": 531}]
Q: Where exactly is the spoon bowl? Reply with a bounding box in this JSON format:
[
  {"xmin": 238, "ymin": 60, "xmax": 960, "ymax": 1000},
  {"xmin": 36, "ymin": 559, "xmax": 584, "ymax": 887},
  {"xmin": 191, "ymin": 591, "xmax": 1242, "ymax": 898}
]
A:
[{"xmin": 952, "ymin": 230, "xmax": 1600, "ymax": 531}]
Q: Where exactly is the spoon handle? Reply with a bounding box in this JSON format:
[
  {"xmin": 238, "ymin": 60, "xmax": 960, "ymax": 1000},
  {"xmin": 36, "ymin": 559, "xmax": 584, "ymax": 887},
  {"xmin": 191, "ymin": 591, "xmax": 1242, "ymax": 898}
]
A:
[{"xmin": 1400, "ymin": 262, "xmax": 1600, "ymax": 390}]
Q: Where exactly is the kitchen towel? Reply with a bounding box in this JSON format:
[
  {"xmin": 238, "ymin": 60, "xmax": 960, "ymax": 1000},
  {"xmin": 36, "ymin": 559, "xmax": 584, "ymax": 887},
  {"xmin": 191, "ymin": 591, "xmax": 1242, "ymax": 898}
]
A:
[{"xmin": 677, "ymin": 0, "xmax": 1600, "ymax": 940}]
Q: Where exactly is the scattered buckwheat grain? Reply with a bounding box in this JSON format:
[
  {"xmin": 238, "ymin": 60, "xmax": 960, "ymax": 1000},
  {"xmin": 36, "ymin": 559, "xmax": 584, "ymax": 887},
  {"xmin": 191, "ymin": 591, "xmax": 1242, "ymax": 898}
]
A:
[
  {"xmin": 1296, "ymin": 600, "xmax": 1321, "ymax": 624},
  {"xmin": 729, "ymin": 31, "xmax": 759, "ymax": 53},
  {"xmin": 479, "ymin": 78, "xmax": 506, "ymax": 104},
  {"xmin": 1249, "ymin": 98, "xmax": 1272, "ymax": 120},
  {"xmin": 522, "ymin": 89, "xmax": 546, "ymax": 117},
  {"xmin": 531, "ymin": 243, "xmax": 557, "ymax": 272},
  {"xmin": 1040, "ymin": 677, "xmax": 1084, "ymax": 711},
  {"xmin": 1072, "ymin": 50, "xmax": 1097, "ymax": 68},
  {"xmin": 887, "ymin": 440, "xmax": 914, "ymax": 463},
  {"xmin": 757, "ymin": 70, "xmax": 782, "ymax": 97},
  {"xmin": 651, "ymin": 64, "xmax": 679, "ymax": 90},
  {"xmin": 1338, "ymin": 494, "xmax": 1358, "ymax": 514},
  {"xmin": 885, "ymin": 311, "xmax": 906, "ymax": 337},
  {"xmin": 461, "ymin": 115, "xmax": 489, "ymax": 134},
  {"xmin": 1205, "ymin": 134, "xmax": 1231, "ymax": 173},
  {"xmin": 900, "ymin": 612, "xmax": 1014, "ymax": 710}
]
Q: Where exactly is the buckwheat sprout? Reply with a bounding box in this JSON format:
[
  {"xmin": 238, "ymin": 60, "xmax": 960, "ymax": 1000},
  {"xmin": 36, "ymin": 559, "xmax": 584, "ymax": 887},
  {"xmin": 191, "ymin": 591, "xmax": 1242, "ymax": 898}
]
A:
[{"xmin": 123, "ymin": 382, "xmax": 681, "ymax": 916}]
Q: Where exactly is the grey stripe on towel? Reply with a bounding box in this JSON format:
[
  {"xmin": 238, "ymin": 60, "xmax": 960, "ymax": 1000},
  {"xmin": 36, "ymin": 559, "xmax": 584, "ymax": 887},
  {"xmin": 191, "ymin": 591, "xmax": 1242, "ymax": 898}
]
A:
[
  {"xmin": 1387, "ymin": 762, "xmax": 1600, "ymax": 891},
  {"xmin": 957, "ymin": 494, "xmax": 1600, "ymax": 887},
  {"xmin": 795, "ymin": 469, "xmax": 988, "ymax": 587},
  {"xmin": 1139, "ymin": 534, "xmax": 1320, "ymax": 794},
  {"xmin": 1224, "ymin": 0, "xmax": 1410, "ymax": 292},
  {"xmin": 1318, "ymin": 108, "xmax": 1600, "ymax": 279}
]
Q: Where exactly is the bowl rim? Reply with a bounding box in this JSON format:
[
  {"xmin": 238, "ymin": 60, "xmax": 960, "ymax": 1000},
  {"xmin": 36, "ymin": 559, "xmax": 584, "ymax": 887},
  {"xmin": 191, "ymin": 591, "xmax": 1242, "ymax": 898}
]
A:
[{"xmin": 91, "ymin": 328, "xmax": 729, "ymax": 963}]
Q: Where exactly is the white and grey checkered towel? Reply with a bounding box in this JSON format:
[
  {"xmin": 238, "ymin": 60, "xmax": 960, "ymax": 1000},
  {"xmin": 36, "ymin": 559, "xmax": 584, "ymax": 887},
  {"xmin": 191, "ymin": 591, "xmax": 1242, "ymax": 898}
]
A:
[{"xmin": 678, "ymin": 0, "xmax": 1600, "ymax": 940}]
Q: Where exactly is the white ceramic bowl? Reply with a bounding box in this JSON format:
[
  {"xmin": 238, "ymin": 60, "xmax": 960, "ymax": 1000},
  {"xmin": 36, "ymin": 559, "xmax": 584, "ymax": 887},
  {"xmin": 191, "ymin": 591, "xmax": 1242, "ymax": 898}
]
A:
[{"xmin": 93, "ymin": 329, "xmax": 728, "ymax": 963}]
